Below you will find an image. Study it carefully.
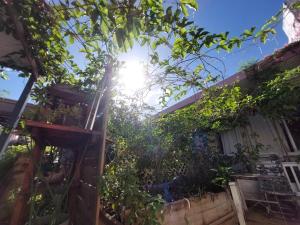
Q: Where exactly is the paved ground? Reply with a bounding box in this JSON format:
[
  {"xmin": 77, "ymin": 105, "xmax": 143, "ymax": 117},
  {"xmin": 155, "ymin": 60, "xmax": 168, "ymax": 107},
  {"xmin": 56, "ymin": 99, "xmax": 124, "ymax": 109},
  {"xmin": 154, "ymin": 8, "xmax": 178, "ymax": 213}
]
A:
[{"xmin": 246, "ymin": 209, "xmax": 300, "ymax": 225}]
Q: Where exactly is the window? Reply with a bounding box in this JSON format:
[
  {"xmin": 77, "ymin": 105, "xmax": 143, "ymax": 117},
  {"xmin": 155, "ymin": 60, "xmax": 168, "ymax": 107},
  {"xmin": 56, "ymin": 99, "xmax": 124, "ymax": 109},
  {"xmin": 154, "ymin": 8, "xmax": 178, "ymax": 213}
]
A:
[
  {"xmin": 281, "ymin": 120, "xmax": 300, "ymax": 153},
  {"xmin": 282, "ymin": 162, "xmax": 300, "ymax": 196}
]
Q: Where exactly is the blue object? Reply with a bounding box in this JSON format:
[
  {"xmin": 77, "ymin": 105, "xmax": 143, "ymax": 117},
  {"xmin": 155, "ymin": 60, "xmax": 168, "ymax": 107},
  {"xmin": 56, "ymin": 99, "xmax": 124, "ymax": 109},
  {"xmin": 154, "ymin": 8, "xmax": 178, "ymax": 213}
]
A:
[{"xmin": 162, "ymin": 182, "xmax": 173, "ymax": 202}]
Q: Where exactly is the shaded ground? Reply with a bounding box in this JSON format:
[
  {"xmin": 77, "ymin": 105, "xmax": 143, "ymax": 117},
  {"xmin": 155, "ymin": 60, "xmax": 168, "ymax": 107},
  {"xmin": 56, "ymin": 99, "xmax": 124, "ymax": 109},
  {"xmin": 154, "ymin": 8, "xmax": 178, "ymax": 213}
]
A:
[{"xmin": 246, "ymin": 208, "xmax": 300, "ymax": 225}]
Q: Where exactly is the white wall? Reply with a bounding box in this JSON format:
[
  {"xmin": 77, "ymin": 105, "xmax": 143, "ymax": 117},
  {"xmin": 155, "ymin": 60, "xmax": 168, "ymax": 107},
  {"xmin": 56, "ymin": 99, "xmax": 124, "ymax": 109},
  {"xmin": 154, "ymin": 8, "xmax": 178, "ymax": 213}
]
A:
[
  {"xmin": 220, "ymin": 114, "xmax": 289, "ymax": 158},
  {"xmin": 283, "ymin": 0, "xmax": 300, "ymax": 43}
]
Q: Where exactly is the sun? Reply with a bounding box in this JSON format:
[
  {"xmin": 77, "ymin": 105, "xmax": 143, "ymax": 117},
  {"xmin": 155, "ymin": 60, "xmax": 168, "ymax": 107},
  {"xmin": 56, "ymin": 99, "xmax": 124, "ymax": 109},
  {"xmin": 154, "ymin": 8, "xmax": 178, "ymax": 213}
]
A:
[{"xmin": 118, "ymin": 60, "xmax": 146, "ymax": 96}]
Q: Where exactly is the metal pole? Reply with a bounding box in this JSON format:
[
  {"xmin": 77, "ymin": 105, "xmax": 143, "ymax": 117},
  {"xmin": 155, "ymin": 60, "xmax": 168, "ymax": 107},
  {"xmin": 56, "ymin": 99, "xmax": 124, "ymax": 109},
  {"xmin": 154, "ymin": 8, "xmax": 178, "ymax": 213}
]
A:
[
  {"xmin": 94, "ymin": 62, "xmax": 113, "ymax": 225},
  {"xmin": 0, "ymin": 75, "xmax": 35, "ymax": 154}
]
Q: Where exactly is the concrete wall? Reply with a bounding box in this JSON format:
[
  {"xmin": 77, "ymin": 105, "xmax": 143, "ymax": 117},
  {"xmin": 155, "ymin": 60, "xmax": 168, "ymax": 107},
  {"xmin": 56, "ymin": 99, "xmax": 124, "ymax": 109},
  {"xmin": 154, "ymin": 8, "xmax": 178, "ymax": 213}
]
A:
[{"xmin": 161, "ymin": 192, "xmax": 238, "ymax": 225}]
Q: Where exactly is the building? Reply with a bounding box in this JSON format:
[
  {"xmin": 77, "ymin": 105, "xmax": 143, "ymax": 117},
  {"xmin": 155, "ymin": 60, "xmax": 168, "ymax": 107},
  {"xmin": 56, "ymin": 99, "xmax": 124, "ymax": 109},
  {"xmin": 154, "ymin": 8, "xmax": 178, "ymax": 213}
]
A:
[
  {"xmin": 159, "ymin": 40, "xmax": 300, "ymax": 214},
  {"xmin": 283, "ymin": 0, "xmax": 300, "ymax": 44}
]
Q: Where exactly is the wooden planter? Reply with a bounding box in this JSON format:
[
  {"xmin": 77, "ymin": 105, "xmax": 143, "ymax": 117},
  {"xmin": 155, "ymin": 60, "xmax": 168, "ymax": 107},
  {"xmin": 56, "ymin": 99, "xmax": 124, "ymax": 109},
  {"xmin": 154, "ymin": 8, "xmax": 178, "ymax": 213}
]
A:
[
  {"xmin": 100, "ymin": 192, "xmax": 238, "ymax": 225},
  {"xmin": 161, "ymin": 192, "xmax": 238, "ymax": 225}
]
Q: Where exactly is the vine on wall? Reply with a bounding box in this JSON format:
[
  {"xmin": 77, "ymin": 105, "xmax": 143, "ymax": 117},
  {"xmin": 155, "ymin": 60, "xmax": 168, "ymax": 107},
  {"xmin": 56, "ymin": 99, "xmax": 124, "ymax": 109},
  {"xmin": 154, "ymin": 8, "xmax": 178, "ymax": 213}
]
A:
[{"xmin": 158, "ymin": 66, "xmax": 300, "ymax": 137}]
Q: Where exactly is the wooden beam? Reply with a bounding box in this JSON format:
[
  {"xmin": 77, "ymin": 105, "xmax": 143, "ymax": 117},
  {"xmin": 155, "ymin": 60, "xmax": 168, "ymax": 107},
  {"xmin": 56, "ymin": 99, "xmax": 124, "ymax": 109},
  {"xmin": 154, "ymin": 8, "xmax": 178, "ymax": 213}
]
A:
[
  {"xmin": 229, "ymin": 182, "xmax": 247, "ymax": 225},
  {"xmin": 236, "ymin": 179, "xmax": 248, "ymax": 212}
]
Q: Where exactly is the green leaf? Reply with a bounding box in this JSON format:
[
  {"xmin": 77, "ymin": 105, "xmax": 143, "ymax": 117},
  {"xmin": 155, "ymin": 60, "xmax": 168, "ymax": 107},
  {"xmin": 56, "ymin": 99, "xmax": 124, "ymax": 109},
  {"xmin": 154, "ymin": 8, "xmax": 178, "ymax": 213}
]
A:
[
  {"xmin": 193, "ymin": 64, "xmax": 203, "ymax": 75},
  {"xmin": 101, "ymin": 20, "xmax": 109, "ymax": 37},
  {"xmin": 291, "ymin": 2, "xmax": 300, "ymax": 9},
  {"xmin": 0, "ymin": 71, "xmax": 8, "ymax": 80},
  {"xmin": 166, "ymin": 6, "xmax": 172, "ymax": 17},
  {"xmin": 69, "ymin": 35, "xmax": 74, "ymax": 44},
  {"xmin": 115, "ymin": 29, "xmax": 124, "ymax": 48},
  {"xmin": 180, "ymin": 0, "xmax": 199, "ymax": 11},
  {"xmin": 269, "ymin": 28, "xmax": 276, "ymax": 35},
  {"xmin": 174, "ymin": 8, "xmax": 181, "ymax": 20},
  {"xmin": 180, "ymin": 4, "xmax": 188, "ymax": 16},
  {"xmin": 19, "ymin": 120, "xmax": 25, "ymax": 129},
  {"xmin": 172, "ymin": 38, "xmax": 186, "ymax": 58},
  {"xmin": 243, "ymin": 29, "xmax": 253, "ymax": 37},
  {"xmin": 91, "ymin": 9, "xmax": 99, "ymax": 23},
  {"xmin": 260, "ymin": 32, "xmax": 267, "ymax": 43}
]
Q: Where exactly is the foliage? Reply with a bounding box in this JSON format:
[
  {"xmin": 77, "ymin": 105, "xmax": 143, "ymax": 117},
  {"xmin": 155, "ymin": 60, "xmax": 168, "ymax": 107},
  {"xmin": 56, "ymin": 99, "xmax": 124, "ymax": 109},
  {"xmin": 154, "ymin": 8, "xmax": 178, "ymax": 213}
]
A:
[
  {"xmin": 156, "ymin": 86, "xmax": 251, "ymax": 148},
  {"xmin": 108, "ymin": 97, "xmax": 158, "ymax": 155},
  {"xmin": 99, "ymin": 155, "xmax": 164, "ymax": 225},
  {"xmin": 0, "ymin": 145, "xmax": 29, "ymax": 180},
  {"xmin": 253, "ymin": 66, "xmax": 300, "ymax": 119},
  {"xmin": 1, "ymin": 0, "xmax": 295, "ymax": 111},
  {"xmin": 107, "ymin": 92, "xmax": 266, "ymax": 200},
  {"xmin": 25, "ymin": 103, "xmax": 83, "ymax": 127},
  {"xmin": 0, "ymin": 70, "xmax": 8, "ymax": 80},
  {"xmin": 1, "ymin": 0, "xmax": 282, "ymax": 104},
  {"xmin": 104, "ymin": 98, "xmax": 167, "ymax": 224},
  {"xmin": 108, "ymin": 97, "xmax": 231, "ymax": 197},
  {"xmin": 0, "ymin": 0, "xmax": 73, "ymax": 79},
  {"xmin": 238, "ymin": 58, "xmax": 258, "ymax": 72},
  {"xmin": 210, "ymin": 142, "xmax": 263, "ymax": 188},
  {"xmin": 158, "ymin": 66, "xmax": 300, "ymax": 137},
  {"xmin": 0, "ymin": 69, "xmax": 9, "ymax": 97},
  {"xmin": 154, "ymin": 66, "xmax": 300, "ymax": 190},
  {"xmin": 231, "ymin": 143, "xmax": 262, "ymax": 173},
  {"xmin": 211, "ymin": 166, "xmax": 232, "ymax": 188},
  {"xmin": 24, "ymin": 145, "xmax": 74, "ymax": 225},
  {"xmin": 1, "ymin": 1, "xmax": 298, "ymax": 223},
  {"xmin": 106, "ymin": 98, "xmax": 230, "ymax": 218}
]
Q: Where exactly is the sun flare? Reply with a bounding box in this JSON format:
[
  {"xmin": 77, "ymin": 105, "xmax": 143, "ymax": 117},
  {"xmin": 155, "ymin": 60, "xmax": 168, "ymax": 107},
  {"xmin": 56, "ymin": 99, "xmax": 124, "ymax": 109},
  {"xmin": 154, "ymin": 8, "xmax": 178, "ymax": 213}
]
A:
[{"xmin": 118, "ymin": 60, "xmax": 146, "ymax": 96}]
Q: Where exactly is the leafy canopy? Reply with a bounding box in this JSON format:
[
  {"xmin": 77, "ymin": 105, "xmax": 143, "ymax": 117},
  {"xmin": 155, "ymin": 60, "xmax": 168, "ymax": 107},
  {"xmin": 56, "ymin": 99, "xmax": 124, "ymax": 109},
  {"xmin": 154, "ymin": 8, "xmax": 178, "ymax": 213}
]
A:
[{"xmin": 1, "ymin": 0, "xmax": 286, "ymax": 103}]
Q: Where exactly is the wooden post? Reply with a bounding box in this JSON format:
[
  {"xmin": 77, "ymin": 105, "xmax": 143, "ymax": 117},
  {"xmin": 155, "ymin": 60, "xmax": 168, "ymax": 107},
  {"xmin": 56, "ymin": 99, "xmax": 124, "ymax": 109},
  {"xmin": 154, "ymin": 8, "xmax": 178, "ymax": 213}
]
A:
[
  {"xmin": 236, "ymin": 179, "xmax": 248, "ymax": 211},
  {"xmin": 10, "ymin": 129, "xmax": 44, "ymax": 225},
  {"xmin": 0, "ymin": 75, "xmax": 35, "ymax": 155},
  {"xmin": 94, "ymin": 62, "xmax": 113, "ymax": 225},
  {"xmin": 229, "ymin": 182, "xmax": 247, "ymax": 225},
  {"xmin": 68, "ymin": 148, "xmax": 82, "ymax": 225}
]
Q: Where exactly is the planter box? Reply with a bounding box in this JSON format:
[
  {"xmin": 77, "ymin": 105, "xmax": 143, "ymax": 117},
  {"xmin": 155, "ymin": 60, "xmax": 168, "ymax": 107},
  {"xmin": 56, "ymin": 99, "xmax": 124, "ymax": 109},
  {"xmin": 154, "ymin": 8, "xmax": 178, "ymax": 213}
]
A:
[
  {"xmin": 100, "ymin": 192, "xmax": 238, "ymax": 225},
  {"xmin": 161, "ymin": 192, "xmax": 238, "ymax": 225}
]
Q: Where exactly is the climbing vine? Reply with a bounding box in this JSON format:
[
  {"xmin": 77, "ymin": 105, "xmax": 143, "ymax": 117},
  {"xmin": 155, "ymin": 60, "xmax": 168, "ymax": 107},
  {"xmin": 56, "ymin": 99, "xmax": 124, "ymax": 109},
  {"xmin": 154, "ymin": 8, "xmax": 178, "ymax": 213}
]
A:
[
  {"xmin": 157, "ymin": 66, "xmax": 300, "ymax": 143},
  {"xmin": 1, "ymin": 0, "xmax": 288, "ymax": 103}
]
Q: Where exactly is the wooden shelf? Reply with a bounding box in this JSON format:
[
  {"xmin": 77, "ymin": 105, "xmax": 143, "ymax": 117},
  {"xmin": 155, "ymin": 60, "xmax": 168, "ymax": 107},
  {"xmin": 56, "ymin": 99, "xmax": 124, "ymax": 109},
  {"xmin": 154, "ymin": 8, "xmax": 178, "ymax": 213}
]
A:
[{"xmin": 25, "ymin": 120, "xmax": 100, "ymax": 148}]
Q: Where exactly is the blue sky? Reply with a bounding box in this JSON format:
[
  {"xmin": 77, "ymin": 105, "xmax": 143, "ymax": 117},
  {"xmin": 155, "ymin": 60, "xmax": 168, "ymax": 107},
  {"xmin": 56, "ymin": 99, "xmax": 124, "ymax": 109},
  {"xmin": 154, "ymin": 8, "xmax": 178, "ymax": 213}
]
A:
[
  {"xmin": 121, "ymin": 0, "xmax": 288, "ymax": 108},
  {"xmin": 194, "ymin": 0, "xmax": 287, "ymax": 75},
  {"xmin": 0, "ymin": 0, "xmax": 288, "ymax": 106}
]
